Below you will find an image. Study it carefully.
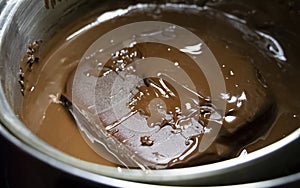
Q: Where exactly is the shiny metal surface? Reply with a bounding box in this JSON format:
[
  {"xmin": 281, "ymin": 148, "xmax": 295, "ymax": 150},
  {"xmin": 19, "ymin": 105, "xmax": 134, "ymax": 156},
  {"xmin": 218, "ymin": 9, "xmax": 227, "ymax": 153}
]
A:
[{"xmin": 0, "ymin": 0, "xmax": 300, "ymax": 187}]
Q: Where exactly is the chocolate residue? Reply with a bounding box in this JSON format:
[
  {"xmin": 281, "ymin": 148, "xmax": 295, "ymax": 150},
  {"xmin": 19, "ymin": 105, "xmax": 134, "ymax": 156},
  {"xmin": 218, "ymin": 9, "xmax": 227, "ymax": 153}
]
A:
[
  {"xmin": 141, "ymin": 136, "xmax": 154, "ymax": 146},
  {"xmin": 19, "ymin": 40, "xmax": 42, "ymax": 95},
  {"xmin": 44, "ymin": 0, "xmax": 62, "ymax": 9}
]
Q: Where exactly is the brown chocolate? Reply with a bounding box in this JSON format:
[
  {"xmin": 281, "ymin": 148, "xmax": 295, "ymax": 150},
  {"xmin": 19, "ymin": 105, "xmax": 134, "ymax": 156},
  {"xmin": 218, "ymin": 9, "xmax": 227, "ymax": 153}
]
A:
[
  {"xmin": 19, "ymin": 3, "xmax": 300, "ymax": 168},
  {"xmin": 66, "ymin": 39, "xmax": 274, "ymax": 168}
]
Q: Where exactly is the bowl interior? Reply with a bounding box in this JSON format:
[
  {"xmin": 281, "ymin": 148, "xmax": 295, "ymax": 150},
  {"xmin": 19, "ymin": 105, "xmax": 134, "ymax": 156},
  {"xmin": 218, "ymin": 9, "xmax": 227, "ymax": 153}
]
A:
[{"xmin": 0, "ymin": 0, "xmax": 299, "ymax": 186}]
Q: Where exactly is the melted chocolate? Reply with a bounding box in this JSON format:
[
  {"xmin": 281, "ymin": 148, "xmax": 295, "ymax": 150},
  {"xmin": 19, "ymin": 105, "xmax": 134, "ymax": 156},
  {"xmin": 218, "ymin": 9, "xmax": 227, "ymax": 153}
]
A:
[{"xmin": 19, "ymin": 2, "xmax": 300, "ymax": 168}]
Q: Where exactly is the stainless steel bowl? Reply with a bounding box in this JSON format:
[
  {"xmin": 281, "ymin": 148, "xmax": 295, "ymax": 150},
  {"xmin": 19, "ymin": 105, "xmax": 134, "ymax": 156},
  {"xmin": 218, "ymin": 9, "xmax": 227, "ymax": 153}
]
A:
[{"xmin": 0, "ymin": 0, "xmax": 300, "ymax": 187}]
